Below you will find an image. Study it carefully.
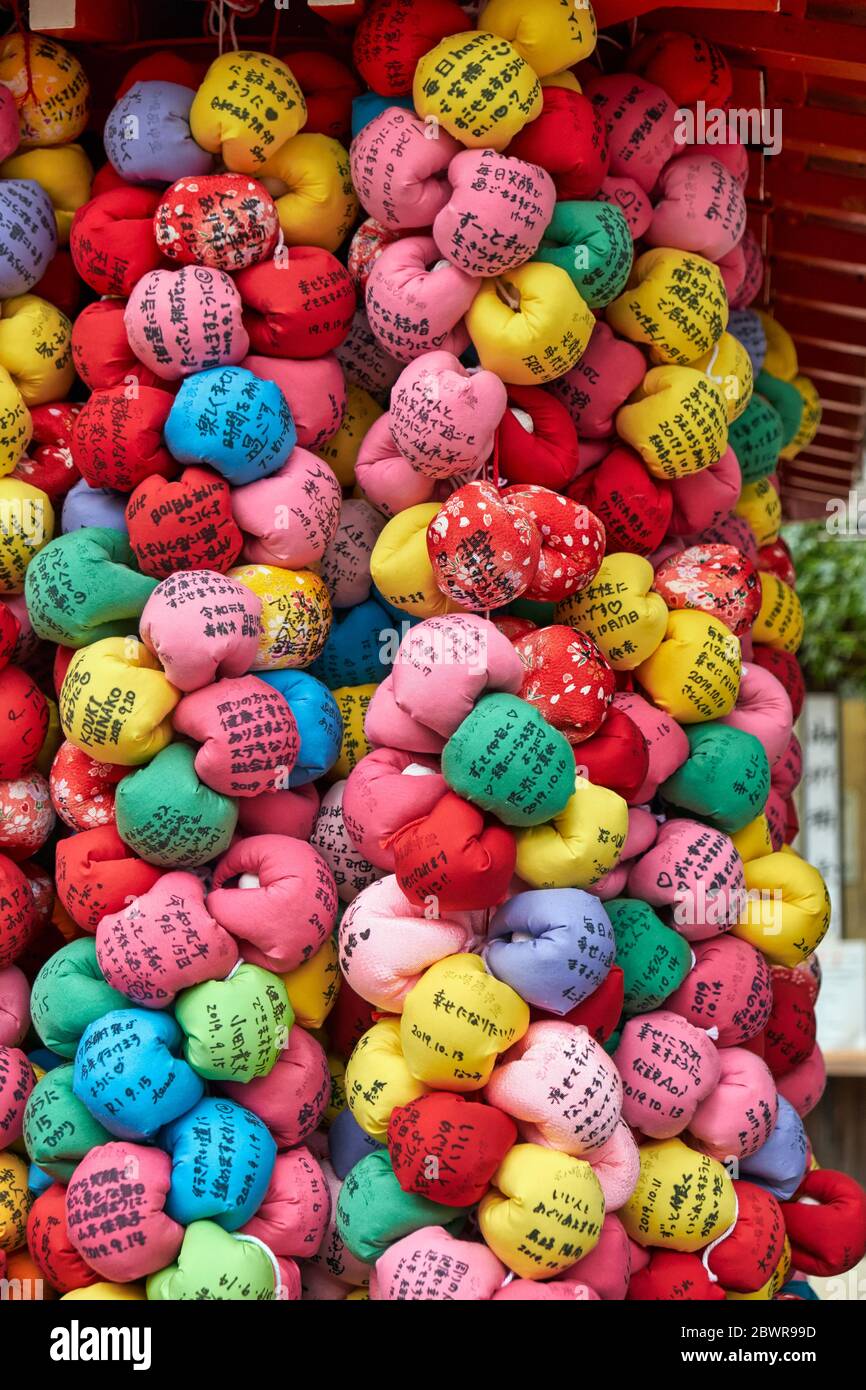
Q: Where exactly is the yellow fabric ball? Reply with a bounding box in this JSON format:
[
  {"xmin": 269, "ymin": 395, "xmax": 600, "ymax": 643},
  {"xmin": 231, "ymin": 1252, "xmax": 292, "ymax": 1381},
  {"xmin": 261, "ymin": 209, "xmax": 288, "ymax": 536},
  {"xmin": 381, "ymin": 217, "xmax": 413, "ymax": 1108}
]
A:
[
  {"xmin": 316, "ymin": 383, "xmax": 380, "ymax": 486},
  {"xmin": 541, "ymin": 71, "xmax": 582, "ymax": 92},
  {"xmin": 0, "ymin": 145, "xmax": 93, "ymax": 244},
  {"xmin": 691, "ymin": 330, "xmax": 754, "ymax": 422},
  {"xmin": 413, "ymin": 30, "xmax": 542, "ymax": 150},
  {"xmin": 59, "ymin": 636, "xmax": 179, "ymax": 766},
  {"xmin": 0, "ymin": 35, "xmax": 89, "ymax": 147},
  {"xmin": 780, "ymin": 375, "xmax": 821, "ymax": 460},
  {"xmin": 755, "ymin": 311, "xmax": 798, "ymax": 381},
  {"xmin": 0, "ymin": 1150, "xmax": 30, "ymax": 1251},
  {"xmin": 732, "ymin": 851, "xmax": 830, "ymax": 968},
  {"xmin": 466, "ymin": 262, "xmax": 594, "ymax": 385},
  {"xmin": 515, "ymin": 776, "xmax": 628, "ymax": 888},
  {"xmin": 735, "ymin": 478, "xmax": 780, "ymax": 547},
  {"xmin": 400, "ymin": 953, "xmax": 529, "ymax": 1091},
  {"xmin": 229, "ymin": 563, "xmax": 332, "ymax": 670},
  {"xmin": 0, "ymin": 296, "xmax": 74, "ymax": 406},
  {"xmin": 345, "ymin": 1017, "xmax": 428, "ymax": 1140},
  {"xmin": 616, "ymin": 365, "xmax": 728, "ymax": 479},
  {"xmin": 260, "ymin": 133, "xmax": 358, "ymax": 253},
  {"xmin": 0, "ymin": 366, "xmax": 32, "ymax": 478},
  {"xmin": 478, "ymin": 0, "xmax": 597, "ymax": 76},
  {"xmin": 636, "ymin": 609, "xmax": 741, "ymax": 724},
  {"xmin": 36, "ymin": 694, "xmax": 62, "ymax": 778},
  {"xmin": 731, "ymin": 814, "xmax": 774, "ymax": 864},
  {"xmin": 190, "ymin": 50, "xmax": 307, "ymax": 173},
  {"xmin": 726, "ymin": 1239, "xmax": 791, "ymax": 1301},
  {"xmin": 370, "ymin": 503, "xmax": 459, "ymax": 619},
  {"xmin": 556, "ymin": 552, "xmax": 667, "ymax": 670},
  {"xmin": 752, "ymin": 571, "xmax": 804, "ymax": 654},
  {"xmin": 62, "ymin": 1282, "xmax": 147, "ymax": 1301},
  {"xmin": 0, "ymin": 476, "xmax": 53, "ymax": 593},
  {"xmin": 282, "ymin": 933, "xmax": 340, "ymax": 1030},
  {"xmin": 606, "ymin": 247, "xmax": 728, "ymax": 365},
  {"xmin": 479, "ymin": 1143, "xmax": 605, "ymax": 1278},
  {"xmin": 330, "ymin": 683, "xmax": 377, "ymax": 780},
  {"xmin": 620, "ymin": 1138, "xmax": 737, "ymax": 1252}
]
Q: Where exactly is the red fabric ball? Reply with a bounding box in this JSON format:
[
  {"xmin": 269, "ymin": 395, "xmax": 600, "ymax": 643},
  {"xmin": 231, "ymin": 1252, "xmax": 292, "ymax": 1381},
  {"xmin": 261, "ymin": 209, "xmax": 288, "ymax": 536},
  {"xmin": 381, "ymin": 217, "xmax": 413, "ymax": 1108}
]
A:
[
  {"xmin": 495, "ymin": 615, "xmax": 536, "ymax": 643},
  {"xmin": 0, "ymin": 605, "xmax": 20, "ymax": 672},
  {"xmin": 496, "ymin": 387, "xmax": 580, "ymax": 490},
  {"xmin": 757, "ymin": 538, "xmax": 796, "ymax": 588},
  {"xmin": 388, "ymin": 1092, "xmax": 517, "ymax": 1207},
  {"xmin": 126, "ymin": 466, "xmax": 242, "ymax": 579},
  {"xmin": 70, "ymin": 187, "xmax": 165, "ymax": 298},
  {"xmin": 752, "ymin": 645, "xmax": 805, "ymax": 721},
  {"xmin": 12, "ymin": 402, "xmax": 81, "ymax": 501},
  {"xmin": 782, "ymin": 1169, "xmax": 866, "ymax": 1277},
  {"xmin": 0, "ymin": 666, "xmax": 48, "ymax": 779},
  {"xmin": 570, "ymin": 447, "xmax": 673, "ymax": 557},
  {"xmin": 235, "ymin": 250, "xmax": 356, "ymax": 359},
  {"xmin": 0, "ymin": 773, "xmax": 54, "ymax": 862},
  {"xmin": 327, "ymin": 976, "xmax": 376, "ymax": 1058},
  {"xmin": 31, "ymin": 249, "xmax": 81, "ymax": 319},
  {"xmin": 652, "ymin": 542, "xmax": 761, "ymax": 638},
  {"xmin": 516, "ymin": 626, "xmax": 614, "ymax": 746},
  {"xmin": 706, "ymin": 1180, "xmax": 785, "ymax": 1293},
  {"xmin": 27, "ymin": 1184, "xmax": 99, "ymax": 1296},
  {"xmin": 538, "ymin": 964, "xmax": 624, "ymax": 1043},
  {"xmin": 0, "ymin": 853, "xmax": 37, "ymax": 968},
  {"xmin": 627, "ymin": 1250, "xmax": 726, "ymax": 1300},
  {"xmin": 426, "ymin": 480, "xmax": 541, "ymax": 611},
  {"xmin": 390, "ymin": 789, "xmax": 515, "ymax": 912},
  {"xmin": 764, "ymin": 971, "xmax": 817, "ymax": 1080},
  {"xmin": 72, "ymin": 300, "xmax": 167, "ymax": 393},
  {"xmin": 666, "ymin": 446, "xmax": 740, "ymax": 538},
  {"xmin": 55, "ymin": 824, "xmax": 163, "ymax": 933},
  {"xmin": 575, "ymin": 706, "xmax": 649, "ymax": 803},
  {"xmin": 507, "ymin": 88, "xmax": 609, "ymax": 200},
  {"xmin": 504, "ymin": 485, "xmax": 605, "ymax": 602},
  {"xmin": 784, "ymin": 795, "xmax": 799, "ymax": 845},
  {"xmin": 116, "ymin": 52, "xmax": 206, "ymax": 97},
  {"xmin": 287, "ymin": 50, "xmax": 362, "ymax": 138},
  {"xmin": 49, "ymin": 740, "xmax": 126, "ymax": 831},
  {"xmin": 627, "ymin": 30, "xmax": 733, "ymax": 111},
  {"xmin": 154, "ymin": 174, "xmax": 280, "ymax": 272},
  {"xmin": 353, "ymin": 0, "xmax": 471, "ymax": 96},
  {"xmin": 347, "ymin": 218, "xmax": 401, "ymax": 296},
  {"xmin": 53, "ymin": 645, "xmax": 75, "ymax": 700},
  {"xmin": 90, "ymin": 163, "xmax": 129, "ymax": 197},
  {"xmin": 72, "ymin": 384, "xmax": 176, "ymax": 493}
]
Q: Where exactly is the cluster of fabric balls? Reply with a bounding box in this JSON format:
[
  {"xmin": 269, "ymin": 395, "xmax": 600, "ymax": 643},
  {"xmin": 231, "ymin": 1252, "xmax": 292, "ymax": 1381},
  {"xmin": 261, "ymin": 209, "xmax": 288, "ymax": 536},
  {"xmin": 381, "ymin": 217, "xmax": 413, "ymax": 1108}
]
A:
[{"xmin": 0, "ymin": 0, "xmax": 864, "ymax": 1303}]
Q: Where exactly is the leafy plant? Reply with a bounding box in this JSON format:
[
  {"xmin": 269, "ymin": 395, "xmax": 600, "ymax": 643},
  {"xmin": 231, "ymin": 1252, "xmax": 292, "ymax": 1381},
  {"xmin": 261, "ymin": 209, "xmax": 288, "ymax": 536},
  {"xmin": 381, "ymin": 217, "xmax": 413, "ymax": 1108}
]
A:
[{"xmin": 782, "ymin": 522, "xmax": 866, "ymax": 694}]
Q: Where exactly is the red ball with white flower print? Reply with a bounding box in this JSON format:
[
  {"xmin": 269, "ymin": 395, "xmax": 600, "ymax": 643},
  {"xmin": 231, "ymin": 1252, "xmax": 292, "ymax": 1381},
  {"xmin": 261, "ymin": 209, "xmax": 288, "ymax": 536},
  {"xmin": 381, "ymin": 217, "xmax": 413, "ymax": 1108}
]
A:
[
  {"xmin": 153, "ymin": 174, "xmax": 280, "ymax": 272},
  {"xmin": 347, "ymin": 217, "xmax": 401, "ymax": 294},
  {"xmin": 504, "ymin": 484, "xmax": 605, "ymax": 602},
  {"xmin": 426, "ymin": 480, "xmax": 541, "ymax": 611},
  {"xmin": 49, "ymin": 740, "xmax": 126, "ymax": 831},
  {"xmin": 515, "ymin": 625, "xmax": 615, "ymax": 746},
  {"xmin": 652, "ymin": 543, "xmax": 760, "ymax": 638},
  {"xmin": 12, "ymin": 402, "xmax": 81, "ymax": 502}
]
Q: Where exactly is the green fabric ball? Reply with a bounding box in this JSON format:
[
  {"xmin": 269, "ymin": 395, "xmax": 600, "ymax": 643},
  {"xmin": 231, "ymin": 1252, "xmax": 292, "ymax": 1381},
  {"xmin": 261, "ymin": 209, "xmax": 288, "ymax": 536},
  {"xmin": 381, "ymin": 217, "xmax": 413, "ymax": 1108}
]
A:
[
  {"xmin": 606, "ymin": 898, "xmax": 692, "ymax": 1015},
  {"xmin": 30, "ymin": 937, "xmax": 133, "ymax": 1058},
  {"xmin": 146, "ymin": 1220, "xmax": 279, "ymax": 1300},
  {"xmin": 24, "ymin": 527, "xmax": 156, "ymax": 646},
  {"xmin": 115, "ymin": 741, "xmax": 238, "ymax": 868},
  {"xmin": 661, "ymin": 723, "xmax": 770, "ymax": 834},
  {"xmin": 536, "ymin": 201, "xmax": 633, "ymax": 307},
  {"xmin": 336, "ymin": 1149, "xmax": 468, "ymax": 1264},
  {"xmin": 755, "ymin": 370, "xmax": 804, "ymax": 449},
  {"xmin": 23, "ymin": 1062, "xmax": 112, "ymax": 1181},
  {"xmin": 728, "ymin": 393, "xmax": 784, "ymax": 483},
  {"xmin": 442, "ymin": 693, "xmax": 574, "ymax": 827},
  {"xmin": 175, "ymin": 964, "xmax": 293, "ymax": 1083}
]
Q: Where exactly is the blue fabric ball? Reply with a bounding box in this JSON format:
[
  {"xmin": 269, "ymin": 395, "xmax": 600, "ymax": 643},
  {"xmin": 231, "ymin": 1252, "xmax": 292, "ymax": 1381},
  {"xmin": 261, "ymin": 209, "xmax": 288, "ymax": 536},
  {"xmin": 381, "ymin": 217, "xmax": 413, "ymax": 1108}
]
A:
[
  {"xmin": 165, "ymin": 367, "xmax": 297, "ymax": 484},
  {"xmin": 310, "ymin": 598, "xmax": 392, "ymax": 689},
  {"xmin": 161, "ymin": 1096, "xmax": 276, "ymax": 1231},
  {"xmin": 258, "ymin": 668, "xmax": 342, "ymax": 785},
  {"xmin": 73, "ymin": 1009, "xmax": 204, "ymax": 1142}
]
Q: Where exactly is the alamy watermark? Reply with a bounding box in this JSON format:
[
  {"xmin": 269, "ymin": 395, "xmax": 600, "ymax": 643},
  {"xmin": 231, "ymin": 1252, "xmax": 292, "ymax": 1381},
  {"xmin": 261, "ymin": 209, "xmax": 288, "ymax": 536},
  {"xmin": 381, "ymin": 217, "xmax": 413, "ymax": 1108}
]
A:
[{"xmin": 674, "ymin": 101, "xmax": 782, "ymax": 157}]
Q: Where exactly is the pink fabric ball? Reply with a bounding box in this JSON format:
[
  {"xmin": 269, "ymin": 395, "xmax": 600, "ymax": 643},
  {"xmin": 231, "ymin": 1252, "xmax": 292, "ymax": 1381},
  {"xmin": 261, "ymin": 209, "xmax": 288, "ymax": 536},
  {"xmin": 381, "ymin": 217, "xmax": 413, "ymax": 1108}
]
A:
[
  {"xmin": 231, "ymin": 448, "xmax": 342, "ymax": 570},
  {"xmin": 627, "ymin": 818, "xmax": 746, "ymax": 941},
  {"xmin": 124, "ymin": 265, "xmax": 249, "ymax": 380},
  {"xmin": 0, "ymin": 965, "xmax": 29, "ymax": 1047},
  {"xmin": 719, "ymin": 661, "xmax": 793, "ymax": 767},
  {"xmin": 613, "ymin": 691, "xmax": 690, "ymax": 803},
  {"xmin": 648, "ymin": 154, "xmax": 746, "ymax": 262},
  {"xmin": 321, "ymin": 499, "xmax": 386, "ymax": 608},
  {"xmin": 550, "ymin": 321, "xmax": 646, "ymax": 440},
  {"xmin": 241, "ymin": 354, "xmax": 346, "ymax": 451},
  {"xmin": 139, "ymin": 569, "xmax": 262, "ymax": 693},
  {"xmin": 311, "ymin": 779, "xmax": 383, "ymax": 903},
  {"xmin": 240, "ymin": 1146, "xmax": 331, "ymax": 1259},
  {"xmin": 237, "ymin": 781, "xmax": 319, "ymax": 841},
  {"xmin": 365, "ymin": 235, "xmax": 477, "ymax": 363},
  {"xmin": 373, "ymin": 1227, "xmax": 506, "ymax": 1301},
  {"xmin": 221, "ymin": 1025, "xmax": 330, "ymax": 1149},
  {"xmin": 688, "ymin": 1046, "xmax": 778, "ymax": 1160},
  {"xmin": 173, "ymin": 676, "xmax": 299, "ymax": 798},
  {"xmin": 66, "ymin": 1142, "xmax": 183, "ymax": 1281},
  {"xmin": 615, "ymin": 1009, "xmax": 722, "ymax": 1139},
  {"xmin": 342, "ymin": 747, "xmax": 446, "ymax": 869},
  {"xmin": 389, "ymin": 351, "xmax": 507, "ymax": 477},
  {"xmin": 432, "ymin": 150, "xmax": 555, "ymax": 277},
  {"xmin": 355, "ymin": 414, "xmax": 437, "ymax": 516},
  {"xmin": 350, "ymin": 105, "xmax": 460, "ymax": 230}
]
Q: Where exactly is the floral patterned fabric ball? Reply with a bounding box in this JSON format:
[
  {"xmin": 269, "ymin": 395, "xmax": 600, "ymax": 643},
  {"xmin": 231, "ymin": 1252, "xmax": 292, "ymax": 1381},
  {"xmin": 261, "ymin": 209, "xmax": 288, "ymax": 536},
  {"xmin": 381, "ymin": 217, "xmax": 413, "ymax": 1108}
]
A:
[
  {"xmin": 515, "ymin": 626, "xmax": 615, "ymax": 746},
  {"xmin": 426, "ymin": 481, "xmax": 541, "ymax": 611},
  {"xmin": 49, "ymin": 740, "xmax": 126, "ymax": 830}
]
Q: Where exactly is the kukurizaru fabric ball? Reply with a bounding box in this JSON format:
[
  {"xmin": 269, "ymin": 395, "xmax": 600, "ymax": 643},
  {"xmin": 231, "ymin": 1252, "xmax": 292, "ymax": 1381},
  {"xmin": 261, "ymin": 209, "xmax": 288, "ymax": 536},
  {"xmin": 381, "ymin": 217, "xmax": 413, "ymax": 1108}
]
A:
[
  {"xmin": 0, "ymin": 964, "xmax": 30, "ymax": 1047},
  {"xmin": 174, "ymin": 963, "xmax": 291, "ymax": 1086},
  {"xmin": 126, "ymin": 264, "xmax": 249, "ymax": 380},
  {"xmin": 336, "ymin": 1148, "xmax": 468, "ymax": 1264},
  {"xmin": 486, "ymin": 888, "xmax": 614, "ymax": 1015},
  {"xmin": 190, "ymin": 51, "xmax": 307, "ymax": 174},
  {"xmin": 506, "ymin": 87, "xmax": 609, "ymax": 201},
  {"xmin": 281, "ymin": 932, "xmax": 340, "ymax": 1030},
  {"xmin": 54, "ymin": 823, "xmax": 162, "ymax": 932},
  {"xmin": 370, "ymin": 503, "xmax": 459, "ymax": 619},
  {"xmin": 0, "ymin": 1043, "xmax": 33, "ymax": 1147},
  {"xmin": 764, "ymin": 968, "xmax": 816, "ymax": 1079},
  {"xmin": 342, "ymin": 749, "xmax": 446, "ymax": 869},
  {"xmin": 72, "ymin": 383, "xmax": 175, "ymax": 494},
  {"xmin": 24, "ymin": 1063, "xmax": 110, "ymax": 1183},
  {"xmin": 256, "ymin": 669, "xmax": 341, "ymax": 784},
  {"xmin": 148, "ymin": 1219, "xmax": 293, "ymax": 1302},
  {"xmin": 154, "ymin": 172, "xmax": 279, "ymax": 271},
  {"xmin": 706, "ymin": 1179, "xmax": 786, "ymax": 1294},
  {"xmin": 653, "ymin": 542, "xmax": 761, "ymax": 638},
  {"xmin": 442, "ymin": 691, "xmax": 573, "ymax": 827},
  {"xmin": 71, "ymin": 299, "xmax": 164, "ymax": 394},
  {"xmin": 515, "ymin": 626, "xmax": 613, "ymax": 745},
  {"xmin": 61, "ymin": 480, "xmax": 127, "ymax": 535},
  {"xmin": 228, "ymin": 562, "xmax": 332, "ymax": 670},
  {"xmin": 30, "ymin": 937, "xmax": 132, "ymax": 1058},
  {"xmin": 0, "ymin": 1149, "xmax": 29, "ymax": 1252},
  {"xmin": 161, "ymin": 1096, "xmax": 276, "ymax": 1231},
  {"xmin": 615, "ymin": 1009, "xmax": 721, "ymax": 1140},
  {"xmin": 648, "ymin": 154, "xmax": 746, "ymax": 262},
  {"xmin": 290, "ymin": 50, "xmax": 360, "ymax": 139},
  {"xmin": 139, "ymin": 569, "xmax": 261, "ymax": 692},
  {"xmin": 738, "ymin": 1095, "xmax": 807, "ymax": 1202},
  {"xmin": 688, "ymin": 1045, "xmax": 778, "ymax": 1162},
  {"xmin": 667, "ymin": 934, "xmax": 772, "ymax": 1048},
  {"xmin": 231, "ymin": 447, "xmax": 340, "ymax": 568},
  {"xmin": 320, "ymin": 499, "xmax": 385, "ymax": 609},
  {"xmin": 733, "ymin": 850, "xmax": 831, "ymax": 968},
  {"xmin": 628, "ymin": 816, "xmax": 745, "ymax": 943},
  {"xmin": 427, "ymin": 480, "xmax": 541, "ymax": 610},
  {"xmin": 536, "ymin": 201, "xmax": 632, "ymax": 308},
  {"xmin": 413, "ymin": 31, "xmax": 542, "ymax": 151},
  {"xmin": 620, "ymin": 1137, "xmax": 736, "ymax": 1252},
  {"xmin": 372, "ymin": 1228, "xmax": 505, "ymax": 1301},
  {"xmin": 243, "ymin": 353, "xmax": 345, "ymax": 455},
  {"xmin": 433, "ymin": 149, "xmax": 555, "ymax": 277},
  {"xmin": 584, "ymin": 72, "xmax": 676, "ymax": 194},
  {"xmin": 349, "ymin": 105, "xmax": 460, "ymax": 230},
  {"xmin": 258, "ymin": 133, "xmax": 358, "ymax": 254},
  {"xmin": 627, "ymin": 28, "xmax": 732, "ymax": 109},
  {"xmin": 331, "ymin": 683, "xmax": 377, "ymax": 778},
  {"xmin": 780, "ymin": 373, "xmax": 821, "ymax": 459},
  {"xmin": 605, "ymin": 898, "xmax": 691, "ymax": 1016},
  {"xmin": 309, "ymin": 598, "xmax": 390, "ymax": 690},
  {"xmin": 401, "ymin": 954, "xmax": 528, "ymax": 1091},
  {"xmin": 311, "ymin": 781, "xmax": 379, "ymax": 903},
  {"xmin": 505, "ymin": 487, "xmax": 605, "ymax": 602},
  {"xmin": 0, "ymin": 295, "xmax": 73, "ymax": 407},
  {"xmin": 607, "ymin": 248, "xmax": 728, "ymax": 366},
  {"xmin": 69, "ymin": 186, "xmax": 163, "ymax": 299},
  {"xmin": 65, "ymin": 1141, "xmax": 182, "ymax": 1283},
  {"xmin": 636, "ymin": 609, "xmax": 741, "ymax": 723},
  {"xmin": 236, "ymin": 249, "xmax": 356, "ymax": 359},
  {"xmin": 0, "ymin": 181, "xmax": 57, "ymax": 298},
  {"xmin": 466, "ymin": 261, "xmax": 594, "ymax": 385},
  {"xmin": 388, "ymin": 351, "xmax": 506, "ymax": 478},
  {"xmin": 366, "ymin": 235, "xmax": 477, "ymax": 363},
  {"xmin": 0, "ymin": 367, "xmax": 32, "ymax": 479},
  {"xmin": 221, "ymin": 1023, "xmax": 330, "ymax": 1149},
  {"xmin": 59, "ymin": 637, "xmax": 178, "ymax": 768},
  {"xmin": 728, "ymin": 392, "xmax": 785, "ymax": 483},
  {"xmin": 479, "ymin": 0, "xmax": 597, "ymax": 76},
  {"xmin": 617, "ymin": 366, "xmax": 728, "ymax": 480},
  {"xmin": 0, "ymin": 664, "xmax": 48, "ymax": 777},
  {"xmin": 115, "ymin": 740, "xmax": 238, "ymax": 868},
  {"xmin": 73, "ymin": 1008, "xmax": 204, "ymax": 1142},
  {"xmin": 514, "ymin": 776, "xmax": 628, "ymax": 889},
  {"xmin": 577, "ymin": 705, "xmax": 650, "ymax": 804},
  {"xmin": 752, "ymin": 571, "xmax": 804, "ymax": 654},
  {"xmin": 390, "ymin": 788, "xmax": 516, "ymax": 911},
  {"xmin": 104, "ymin": 82, "xmax": 214, "ymax": 185},
  {"xmin": 173, "ymin": 676, "xmax": 299, "ymax": 798},
  {"xmin": 0, "ymin": 33, "xmax": 89, "ymax": 148},
  {"xmin": 319, "ymin": 381, "xmax": 383, "ymax": 487},
  {"xmin": 495, "ymin": 384, "xmax": 580, "ymax": 491},
  {"xmin": 126, "ymin": 467, "xmax": 242, "ymax": 580},
  {"xmin": 479, "ymin": 1142, "xmax": 604, "ymax": 1279},
  {"xmin": 388, "ymin": 1092, "xmax": 516, "ymax": 1207},
  {"xmin": 570, "ymin": 448, "xmax": 673, "ymax": 559},
  {"xmin": 660, "ymin": 723, "xmax": 770, "ymax": 834},
  {"xmin": 557, "ymin": 551, "xmax": 668, "ymax": 670},
  {"xmin": 353, "ymin": 0, "xmax": 470, "ymax": 96},
  {"xmin": 691, "ymin": 330, "xmax": 754, "ymax": 423}
]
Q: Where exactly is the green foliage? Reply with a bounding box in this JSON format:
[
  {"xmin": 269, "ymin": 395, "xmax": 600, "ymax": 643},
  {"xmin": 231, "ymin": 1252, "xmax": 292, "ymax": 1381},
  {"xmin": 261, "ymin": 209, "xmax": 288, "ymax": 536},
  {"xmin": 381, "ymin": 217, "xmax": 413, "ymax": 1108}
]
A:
[{"xmin": 782, "ymin": 522, "xmax": 866, "ymax": 694}]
